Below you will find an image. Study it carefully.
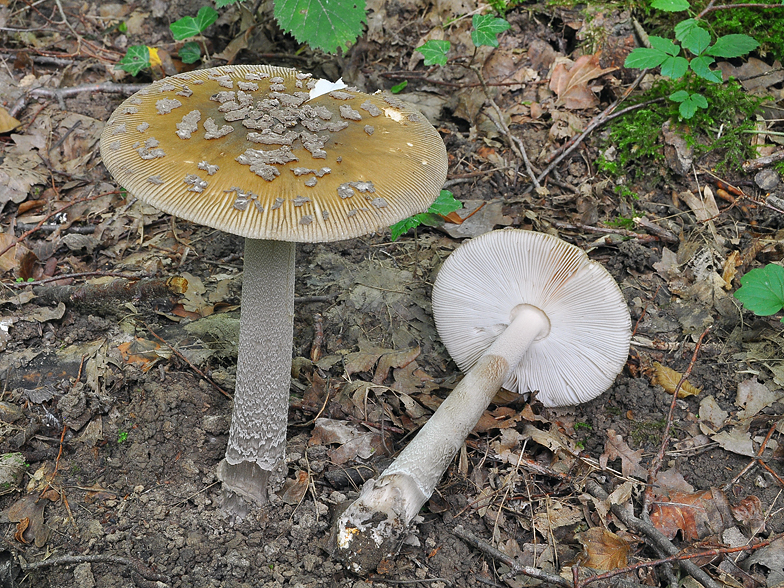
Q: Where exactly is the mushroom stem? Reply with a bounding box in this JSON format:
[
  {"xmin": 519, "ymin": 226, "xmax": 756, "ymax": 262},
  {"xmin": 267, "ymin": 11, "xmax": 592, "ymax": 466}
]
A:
[
  {"xmin": 218, "ymin": 238, "xmax": 296, "ymax": 507},
  {"xmin": 334, "ymin": 304, "xmax": 549, "ymax": 572}
]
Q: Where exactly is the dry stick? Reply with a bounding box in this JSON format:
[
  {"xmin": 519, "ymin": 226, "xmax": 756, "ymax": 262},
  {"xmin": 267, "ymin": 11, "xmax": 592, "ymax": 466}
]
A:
[
  {"xmin": 698, "ymin": 2, "xmax": 784, "ymax": 17},
  {"xmin": 550, "ymin": 220, "xmax": 661, "ymax": 243},
  {"xmin": 724, "ymin": 422, "xmax": 784, "ymax": 490},
  {"xmin": 451, "ymin": 525, "xmax": 571, "ymax": 588},
  {"xmin": 22, "ymin": 554, "xmax": 171, "ymax": 585},
  {"xmin": 140, "ymin": 321, "xmax": 232, "ymax": 400},
  {"xmin": 0, "ymin": 191, "xmax": 115, "ymax": 260},
  {"xmin": 643, "ymin": 327, "xmax": 711, "ymax": 517},
  {"xmin": 470, "ymin": 65, "xmax": 540, "ymax": 189},
  {"xmin": 9, "ymin": 83, "xmax": 147, "ymax": 118},
  {"xmin": 6, "ymin": 271, "xmax": 146, "ymax": 289},
  {"xmin": 585, "ymin": 479, "xmax": 720, "ymax": 588},
  {"xmin": 742, "ymin": 149, "xmax": 784, "ymax": 172}
]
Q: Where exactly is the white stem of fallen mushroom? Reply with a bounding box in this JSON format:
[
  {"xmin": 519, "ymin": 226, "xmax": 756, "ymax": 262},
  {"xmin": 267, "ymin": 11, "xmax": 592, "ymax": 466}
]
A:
[
  {"xmin": 217, "ymin": 239, "xmax": 295, "ymax": 506},
  {"xmin": 335, "ymin": 304, "xmax": 549, "ymax": 559}
]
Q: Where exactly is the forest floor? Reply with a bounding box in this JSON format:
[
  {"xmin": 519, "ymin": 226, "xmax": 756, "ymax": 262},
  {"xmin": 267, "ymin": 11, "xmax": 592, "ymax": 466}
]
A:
[{"xmin": 0, "ymin": 0, "xmax": 783, "ymax": 587}]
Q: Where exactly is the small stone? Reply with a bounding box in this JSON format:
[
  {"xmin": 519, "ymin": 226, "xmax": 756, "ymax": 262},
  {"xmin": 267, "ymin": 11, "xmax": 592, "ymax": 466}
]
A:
[
  {"xmin": 74, "ymin": 563, "xmax": 95, "ymax": 588},
  {"xmin": 755, "ymin": 169, "xmax": 780, "ymax": 191}
]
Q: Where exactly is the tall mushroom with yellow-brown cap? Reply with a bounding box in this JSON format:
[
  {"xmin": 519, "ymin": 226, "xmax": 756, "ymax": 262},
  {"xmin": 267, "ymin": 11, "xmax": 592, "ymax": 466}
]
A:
[
  {"xmin": 100, "ymin": 65, "xmax": 448, "ymax": 509},
  {"xmin": 334, "ymin": 229, "xmax": 631, "ymax": 573}
]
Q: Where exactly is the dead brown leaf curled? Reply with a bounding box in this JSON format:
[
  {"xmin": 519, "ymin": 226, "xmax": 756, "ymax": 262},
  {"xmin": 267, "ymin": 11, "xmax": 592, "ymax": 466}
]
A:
[
  {"xmin": 652, "ymin": 362, "xmax": 701, "ymax": 397},
  {"xmin": 576, "ymin": 527, "xmax": 630, "ymax": 570}
]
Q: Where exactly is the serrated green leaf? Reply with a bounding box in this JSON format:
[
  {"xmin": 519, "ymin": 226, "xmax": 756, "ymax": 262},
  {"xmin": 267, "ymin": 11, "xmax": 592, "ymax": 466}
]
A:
[
  {"xmin": 471, "ymin": 14, "xmax": 511, "ymax": 48},
  {"xmin": 624, "ymin": 47, "xmax": 669, "ymax": 69},
  {"xmin": 734, "ymin": 264, "xmax": 784, "ymax": 318},
  {"xmin": 669, "ymin": 89, "xmax": 690, "ymax": 102},
  {"xmin": 170, "ymin": 6, "xmax": 218, "ymax": 40},
  {"xmin": 660, "ymin": 55, "xmax": 689, "ymax": 79},
  {"xmin": 274, "ymin": 0, "xmax": 366, "ymax": 54},
  {"xmin": 651, "ymin": 0, "xmax": 690, "ymax": 11},
  {"xmin": 649, "ymin": 36, "xmax": 680, "ymax": 56},
  {"xmin": 416, "ymin": 40, "xmax": 451, "ymax": 66},
  {"xmin": 390, "ymin": 80, "xmax": 408, "ymax": 94},
  {"xmin": 390, "ymin": 216, "xmax": 421, "ymax": 241},
  {"xmin": 675, "ymin": 92, "xmax": 708, "ymax": 119},
  {"xmin": 428, "ymin": 190, "xmax": 462, "ymax": 216},
  {"xmin": 116, "ymin": 45, "xmax": 150, "ymax": 76},
  {"xmin": 690, "ymin": 55, "xmax": 722, "ymax": 83},
  {"xmin": 675, "ymin": 19, "xmax": 711, "ymax": 55},
  {"xmin": 707, "ymin": 34, "xmax": 760, "ymax": 58},
  {"xmin": 179, "ymin": 41, "xmax": 202, "ymax": 64},
  {"xmin": 215, "ymin": 0, "xmax": 240, "ymax": 7}
]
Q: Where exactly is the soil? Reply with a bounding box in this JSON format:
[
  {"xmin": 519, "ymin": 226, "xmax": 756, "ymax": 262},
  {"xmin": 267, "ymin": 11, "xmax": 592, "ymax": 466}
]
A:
[{"xmin": 0, "ymin": 1, "xmax": 783, "ymax": 587}]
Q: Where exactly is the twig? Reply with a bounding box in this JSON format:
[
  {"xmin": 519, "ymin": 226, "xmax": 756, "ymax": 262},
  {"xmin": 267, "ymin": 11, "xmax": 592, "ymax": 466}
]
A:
[
  {"xmin": 723, "ymin": 422, "xmax": 784, "ymax": 490},
  {"xmin": 452, "ymin": 525, "xmax": 571, "ymax": 588},
  {"xmin": 140, "ymin": 321, "xmax": 231, "ymax": 400},
  {"xmin": 698, "ymin": 2, "xmax": 784, "ymax": 17},
  {"xmin": 9, "ymin": 83, "xmax": 147, "ymax": 118},
  {"xmin": 585, "ymin": 479, "xmax": 720, "ymax": 588},
  {"xmin": 742, "ymin": 149, "xmax": 784, "ymax": 172},
  {"xmin": 22, "ymin": 554, "xmax": 170, "ymax": 585},
  {"xmin": 550, "ymin": 219, "xmax": 663, "ymax": 243},
  {"xmin": 643, "ymin": 327, "xmax": 711, "ymax": 515},
  {"xmin": 28, "ymin": 276, "xmax": 185, "ymax": 307}
]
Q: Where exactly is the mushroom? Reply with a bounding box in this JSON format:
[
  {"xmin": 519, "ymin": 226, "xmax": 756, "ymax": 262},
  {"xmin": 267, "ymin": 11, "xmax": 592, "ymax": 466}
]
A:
[
  {"xmin": 334, "ymin": 229, "xmax": 631, "ymax": 573},
  {"xmin": 99, "ymin": 65, "xmax": 447, "ymax": 509}
]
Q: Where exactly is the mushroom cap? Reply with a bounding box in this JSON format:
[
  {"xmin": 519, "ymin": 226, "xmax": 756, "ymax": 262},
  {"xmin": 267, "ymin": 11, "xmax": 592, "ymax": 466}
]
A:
[
  {"xmin": 431, "ymin": 229, "xmax": 631, "ymax": 407},
  {"xmin": 100, "ymin": 65, "xmax": 447, "ymax": 242}
]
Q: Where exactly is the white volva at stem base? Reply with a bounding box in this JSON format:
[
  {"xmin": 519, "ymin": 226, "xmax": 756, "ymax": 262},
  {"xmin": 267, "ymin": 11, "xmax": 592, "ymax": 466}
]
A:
[
  {"xmin": 217, "ymin": 238, "xmax": 296, "ymax": 507},
  {"xmin": 334, "ymin": 305, "xmax": 549, "ymax": 573}
]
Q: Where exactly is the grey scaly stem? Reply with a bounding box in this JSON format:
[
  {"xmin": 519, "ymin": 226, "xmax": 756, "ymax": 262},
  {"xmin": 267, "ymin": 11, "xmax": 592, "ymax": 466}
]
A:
[{"xmin": 218, "ymin": 238, "xmax": 295, "ymax": 506}]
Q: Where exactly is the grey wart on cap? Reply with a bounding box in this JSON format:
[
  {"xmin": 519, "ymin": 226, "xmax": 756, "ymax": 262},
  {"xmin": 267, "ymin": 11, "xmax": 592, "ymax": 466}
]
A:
[
  {"xmin": 333, "ymin": 229, "xmax": 630, "ymax": 573},
  {"xmin": 100, "ymin": 64, "xmax": 447, "ymax": 511}
]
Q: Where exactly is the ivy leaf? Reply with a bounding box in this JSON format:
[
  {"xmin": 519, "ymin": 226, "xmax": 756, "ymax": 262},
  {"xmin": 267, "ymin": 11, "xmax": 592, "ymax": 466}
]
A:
[
  {"xmin": 170, "ymin": 6, "xmax": 218, "ymax": 40},
  {"xmin": 427, "ymin": 190, "xmax": 462, "ymax": 217},
  {"xmin": 707, "ymin": 34, "xmax": 760, "ymax": 58},
  {"xmin": 471, "ymin": 14, "xmax": 511, "ymax": 48},
  {"xmin": 416, "ymin": 40, "xmax": 451, "ymax": 66},
  {"xmin": 179, "ymin": 41, "xmax": 202, "ymax": 64},
  {"xmin": 116, "ymin": 45, "xmax": 150, "ymax": 76},
  {"xmin": 734, "ymin": 264, "xmax": 784, "ymax": 319},
  {"xmin": 690, "ymin": 55, "xmax": 723, "ymax": 83},
  {"xmin": 215, "ymin": 0, "xmax": 240, "ymax": 6},
  {"xmin": 660, "ymin": 55, "xmax": 689, "ymax": 79},
  {"xmin": 274, "ymin": 0, "xmax": 366, "ymax": 54},
  {"xmin": 390, "ymin": 216, "xmax": 421, "ymax": 241},
  {"xmin": 651, "ymin": 0, "xmax": 690, "ymax": 11},
  {"xmin": 674, "ymin": 19, "xmax": 711, "ymax": 55}
]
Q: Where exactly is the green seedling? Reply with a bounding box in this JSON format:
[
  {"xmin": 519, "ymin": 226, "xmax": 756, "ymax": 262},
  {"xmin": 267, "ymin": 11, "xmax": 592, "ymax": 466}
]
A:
[
  {"xmin": 117, "ymin": 430, "xmax": 129, "ymax": 443},
  {"xmin": 624, "ymin": 0, "xmax": 758, "ymax": 119},
  {"xmin": 390, "ymin": 190, "xmax": 462, "ymax": 241},
  {"xmin": 417, "ymin": 13, "xmax": 511, "ymax": 66},
  {"xmin": 734, "ymin": 264, "xmax": 784, "ymax": 322},
  {"xmin": 390, "ymin": 80, "xmax": 408, "ymax": 94}
]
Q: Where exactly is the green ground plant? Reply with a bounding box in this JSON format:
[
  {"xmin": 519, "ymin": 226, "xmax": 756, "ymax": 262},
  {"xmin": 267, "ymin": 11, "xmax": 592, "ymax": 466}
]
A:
[
  {"xmin": 734, "ymin": 263, "xmax": 784, "ymax": 322},
  {"xmin": 390, "ymin": 191, "xmax": 462, "ymax": 241},
  {"xmin": 624, "ymin": 0, "xmax": 758, "ymax": 119}
]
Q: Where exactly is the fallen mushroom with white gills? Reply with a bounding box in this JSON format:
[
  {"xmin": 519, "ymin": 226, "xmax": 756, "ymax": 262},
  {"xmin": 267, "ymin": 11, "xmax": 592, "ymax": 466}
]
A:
[
  {"xmin": 334, "ymin": 228, "xmax": 632, "ymax": 573},
  {"xmin": 99, "ymin": 65, "xmax": 447, "ymax": 513}
]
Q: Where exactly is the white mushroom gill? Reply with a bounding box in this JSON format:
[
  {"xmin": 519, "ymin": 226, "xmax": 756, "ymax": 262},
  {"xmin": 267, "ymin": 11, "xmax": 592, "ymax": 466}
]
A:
[{"xmin": 333, "ymin": 229, "xmax": 631, "ymax": 573}]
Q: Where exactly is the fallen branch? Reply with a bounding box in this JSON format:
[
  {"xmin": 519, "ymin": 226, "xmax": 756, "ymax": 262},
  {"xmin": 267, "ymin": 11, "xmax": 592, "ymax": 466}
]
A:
[
  {"xmin": 22, "ymin": 553, "xmax": 171, "ymax": 586},
  {"xmin": 10, "ymin": 83, "xmax": 147, "ymax": 118}
]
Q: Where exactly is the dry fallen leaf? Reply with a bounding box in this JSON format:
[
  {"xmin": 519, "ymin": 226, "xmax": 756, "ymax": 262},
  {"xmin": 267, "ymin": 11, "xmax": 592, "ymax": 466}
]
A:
[
  {"xmin": 0, "ymin": 107, "xmax": 21, "ymax": 133},
  {"xmin": 577, "ymin": 527, "xmax": 630, "ymax": 570},
  {"xmin": 649, "ymin": 488, "xmax": 734, "ymax": 541},
  {"xmin": 601, "ymin": 429, "xmax": 648, "ymax": 479},
  {"xmin": 652, "ymin": 362, "xmax": 701, "ymax": 397},
  {"xmin": 549, "ymin": 53, "xmax": 617, "ymax": 109}
]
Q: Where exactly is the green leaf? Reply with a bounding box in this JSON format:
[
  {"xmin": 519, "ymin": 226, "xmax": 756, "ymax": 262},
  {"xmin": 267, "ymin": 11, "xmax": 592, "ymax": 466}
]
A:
[
  {"xmin": 215, "ymin": 0, "xmax": 240, "ymax": 7},
  {"xmin": 669, "ymin": 89, "xmax": 690, "ymax": 102},
  {"xmin": 651, "ymin": 0, "xmax": 690, "ymax": 11},
  {"xmin": 471, "ymin": 13, "xmax": 511, "ymax": 48},
  {"xmin": 416, "ymin": 213, "xmax": 445, "ymax": 227},
  {"xmin": 179, "ymin": 41, "xmax": 202, "ymax": 64},
  {"xmin": 673, "ymin": 92, "xmax": 708, "ymax": 118},
  {"xmin": 734, "ymin": 264, "xmax": 784, "ymax": 319},
  {"xmin": 675, "ymin": 19, "xmax": 711, "ymax": 55},
  {"xmin": 274, "ymin": 0, "xmax": 366, "ymax": 54},
  {"xmin": 660, "ymin": 55, "xmax": 689, "ymax": 79},
  {"xmin": 390, "ymin": 216, "xmax": 421, "ymax": 241},
  {"xmin": 624, "ymin": 47, "xmax": 669, "ymax": 69},
  {"xmin": 417, "ymin": 40, "xmax": 451, "ymax": 66},
  {"xmin": 116, "ymin": 45, "xmax": 150, "ymax": 76},
  {"xmin": 427, "ymin": 190, "xmax": 462, "ymax": 216},
  {"xmin": 649, "ymin": 36, "xmax": 680, "ymax": 56},
  {"xmin": 170, "ymin": 6, "xmax": 218, "ymax": 40},
  {"xmin": 707, "ymin": 34, "xmax": 760, "ymax": 58},
  {"xmin": 690, "ymin": 55, "xmax": 722, "ymax": 83},
  {"xmin": 390, "ymin": 80, "xmax": 408, "ymax": 94}
]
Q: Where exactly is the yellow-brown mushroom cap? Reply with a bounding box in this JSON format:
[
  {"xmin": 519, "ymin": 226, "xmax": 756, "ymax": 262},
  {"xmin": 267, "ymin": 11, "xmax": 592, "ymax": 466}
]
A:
[{"xmin": 100, "ymin": 65, "xmax": 448, "ymax": 242}]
